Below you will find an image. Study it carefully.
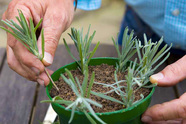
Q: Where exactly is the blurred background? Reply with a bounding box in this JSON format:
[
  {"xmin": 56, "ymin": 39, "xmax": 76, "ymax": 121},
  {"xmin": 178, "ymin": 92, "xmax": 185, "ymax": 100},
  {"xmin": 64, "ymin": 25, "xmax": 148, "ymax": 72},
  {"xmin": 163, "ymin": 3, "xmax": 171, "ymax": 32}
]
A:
[{"xmin": 0, "ymin": 0, "xmax": 125, "ymax": 47}]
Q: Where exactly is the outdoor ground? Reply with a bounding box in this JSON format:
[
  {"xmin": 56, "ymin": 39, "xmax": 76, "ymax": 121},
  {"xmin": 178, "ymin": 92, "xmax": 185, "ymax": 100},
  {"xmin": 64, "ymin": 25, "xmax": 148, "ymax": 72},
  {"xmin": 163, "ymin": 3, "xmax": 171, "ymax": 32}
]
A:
[{"xmin": 0, "ymin": 0, "xmax": 125, "ymax": 47}]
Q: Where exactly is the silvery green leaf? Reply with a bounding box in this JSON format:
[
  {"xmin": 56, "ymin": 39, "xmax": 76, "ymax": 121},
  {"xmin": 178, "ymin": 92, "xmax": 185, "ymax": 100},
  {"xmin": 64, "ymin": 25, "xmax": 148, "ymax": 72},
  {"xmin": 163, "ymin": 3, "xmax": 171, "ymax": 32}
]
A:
[
  {"xmin": 104, "ymin": 86, "xmax": 125, "ymax": 95},
  {"xmin": 91, "ymin": 91, "xmax": 124, "ymax": 105},
  {"xmin": 87, "ymin": 72, "xmax": 95, "ymax": 98},
  {"xmin": 66, "ymin": 102, "xmax": 76, "ymax": 110},
  {"xmin": 82, "ymin": 99, "xmax": 106, "ymax": 124},
  {"xmin": 68, "ymin": 103, "xmax": 77, "ymax": 123},
  {"xmin": 82, "ymin": 70, "xmax": 89, "ymax": 96},
  {"xmin": 133, "ymin": 78, "xmax": 142, "ymax": 87},
  {"xmin": 142, "ymin": 83, "xmax": 157, "ymax": 88},
  {"xmin": 75, "ymin": 77, "xmax": 83, "ymax": 95},
  {"xmin": 132, "ymin": 94, "xmax": 144, "ymax": 106},
  {"xmin": 83, "ymin": 110, "xmax": 97, "ymax": 124},
  {"xmin": 64, "ymin": 26, "xmax": 99, "ymax": 73},
  {"xmin": 85, "ymin": 98, "xmax": 102, "ymax": 108},
  {"xmin": 76, "ymin": 97, "xmax": 83, "ymax": 106}
]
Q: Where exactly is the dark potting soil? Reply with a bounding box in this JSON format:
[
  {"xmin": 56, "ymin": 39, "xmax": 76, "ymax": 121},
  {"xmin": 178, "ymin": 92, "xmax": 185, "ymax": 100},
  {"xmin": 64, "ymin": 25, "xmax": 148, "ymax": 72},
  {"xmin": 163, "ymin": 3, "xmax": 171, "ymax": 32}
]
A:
[{"xmin": 50, "ymin": 64, "xmax": 150, "ymax": 113}]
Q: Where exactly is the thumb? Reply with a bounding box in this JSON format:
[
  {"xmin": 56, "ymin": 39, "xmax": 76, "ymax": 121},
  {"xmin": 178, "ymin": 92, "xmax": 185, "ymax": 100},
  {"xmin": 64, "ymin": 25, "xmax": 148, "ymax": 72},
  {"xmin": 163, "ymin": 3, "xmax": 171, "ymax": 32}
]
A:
[
  {"xmin": 37, "ymin": 8, "xmax": 71, "ymax": 66},
  {"xmin": 141, "ymin": 93, "xmax": 186, "ymax": 123},
  {"xmin": 150, "ymin": 55, "xmax": 186, "ymax": 86}
]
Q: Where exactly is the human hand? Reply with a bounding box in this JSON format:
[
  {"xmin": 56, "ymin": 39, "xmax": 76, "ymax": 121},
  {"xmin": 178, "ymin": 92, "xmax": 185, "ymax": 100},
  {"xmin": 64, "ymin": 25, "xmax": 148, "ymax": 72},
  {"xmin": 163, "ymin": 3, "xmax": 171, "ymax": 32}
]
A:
[
  {"xmin": 142, "ymin": 55, "xmax": 186, "ymax": 124},
  {"xmin": 2, "ymin": 0, "xmax": 74, "ymax": 86}
]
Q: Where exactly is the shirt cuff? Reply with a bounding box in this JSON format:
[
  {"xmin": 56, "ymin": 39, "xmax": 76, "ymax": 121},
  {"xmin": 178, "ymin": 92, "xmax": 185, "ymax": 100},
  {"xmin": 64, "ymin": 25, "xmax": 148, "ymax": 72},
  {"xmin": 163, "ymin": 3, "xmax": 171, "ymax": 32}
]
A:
[{"xmin": 75, "ymin": 0, "xmax": 102, "ymax": 11}]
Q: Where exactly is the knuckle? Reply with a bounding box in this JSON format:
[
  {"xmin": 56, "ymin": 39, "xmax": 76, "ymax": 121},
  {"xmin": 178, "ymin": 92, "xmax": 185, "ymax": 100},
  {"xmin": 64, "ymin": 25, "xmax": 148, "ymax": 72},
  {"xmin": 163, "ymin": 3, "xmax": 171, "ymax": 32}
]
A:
[
  {"xmin": 165, "ymin": 63, "xmax": 181, "ymax": 76},
  {"xmin": 7, "ymin": 1, "xmax": 32, "ymax": 20},
  {"xmin": 50, "ymin": 11, "xmax": 68, "ymax": 29},
  {"xmin": 61, "ymin": 13, "xmax": 72, "ymax": 30},
  {"xmin": 153, "ymin": 104, "xmax": 166, "ymax": 120},
  {"xmin": 26, "ymin": 75, "xmax": 36, "ymax": 81},
  {"xmin": 7, "ymin": 1, "xmax": 16, "ymax": 11},
  {"xmin": 178, "ymin": 97, "xmax": 186, "ymax": 118},
  {"xmin": 20, "ymin": 56, "xmax": 29, "ymax": 65},
  {"xmin": 45, "ymin": 35, "xmax": 58, "ymax": 48},
  {"xmin": 24, "ymin": 69, "xmax": 38, "ymax": 81},
  {"xmin": 36, "ymin": 63, "xmax": 44, "ymax": 72},
  {"xmin": 19, "ymin": 54, "xmax": 34, "ymax": 66},
  {"xmin": 7, "ymin": 58, "xmax": 14, "ymax": 69},
  {"xmin": 61, "ymin": 13, "xmax": 68, "ymax": 24},
  {"xmin": 54, "ymin": 11, "xmax": 68, "ymax": 24},
  {"xmin": 6, "ymin": 1, "xmax": 18, "ymax": 19},
  {"xmin": 20, "ymin": 54, "xmax": 44, "ymax": 72},
  {"xmin": 44, "ymin": 32, "xmax": 59, "ymax": 54},
  {"xmin": 8, "ymin": 38, "xmax": 17, "ymax": 48}
]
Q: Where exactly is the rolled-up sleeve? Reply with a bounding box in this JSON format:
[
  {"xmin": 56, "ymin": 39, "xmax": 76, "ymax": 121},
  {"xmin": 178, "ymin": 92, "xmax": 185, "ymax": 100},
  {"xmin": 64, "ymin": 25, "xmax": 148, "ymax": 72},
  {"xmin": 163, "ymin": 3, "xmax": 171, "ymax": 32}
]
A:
[{"xmin": 76, "ymin": 0, "xmax": 102, "ymax": 10}]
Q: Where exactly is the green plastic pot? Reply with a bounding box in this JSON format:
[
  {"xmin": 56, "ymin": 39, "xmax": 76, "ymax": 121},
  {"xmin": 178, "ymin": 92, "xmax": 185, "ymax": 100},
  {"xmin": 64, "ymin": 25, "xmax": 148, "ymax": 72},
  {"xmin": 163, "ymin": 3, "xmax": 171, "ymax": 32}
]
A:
[{"xmin": 46, "ymin": 57, "xmax": 155, "ymax": 124}]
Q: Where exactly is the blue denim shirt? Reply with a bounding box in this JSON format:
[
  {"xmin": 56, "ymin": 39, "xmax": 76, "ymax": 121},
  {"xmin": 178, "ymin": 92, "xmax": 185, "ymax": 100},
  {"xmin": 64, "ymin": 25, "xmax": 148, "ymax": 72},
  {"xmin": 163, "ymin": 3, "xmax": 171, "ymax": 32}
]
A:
[{"xmin": 76, "ymin": 0, "xmax": 186, "ymax": 51}]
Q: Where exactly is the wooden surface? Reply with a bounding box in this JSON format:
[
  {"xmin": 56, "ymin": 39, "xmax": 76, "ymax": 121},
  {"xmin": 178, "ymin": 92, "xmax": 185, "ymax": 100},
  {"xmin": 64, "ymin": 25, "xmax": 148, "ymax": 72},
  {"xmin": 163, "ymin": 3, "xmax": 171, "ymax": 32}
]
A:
[
  {"xmin": 0, "ymin": 50, "xmax": 36, "ymax": 124},
  {"xmin": 0, "ymin": 44, "xmax": 185, "ymax": 124},
  {"xmin": 0, "ymin": 48, "xmax": 6, "ymax": 73}
]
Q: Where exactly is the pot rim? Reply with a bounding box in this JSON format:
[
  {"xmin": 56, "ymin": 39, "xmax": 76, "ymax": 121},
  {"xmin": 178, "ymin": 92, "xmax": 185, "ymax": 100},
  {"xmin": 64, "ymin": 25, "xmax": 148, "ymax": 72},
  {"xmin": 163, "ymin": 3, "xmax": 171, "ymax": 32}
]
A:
[{"xmin": 46, "ymin": 57, "xmax": 155, "ymax": 116}]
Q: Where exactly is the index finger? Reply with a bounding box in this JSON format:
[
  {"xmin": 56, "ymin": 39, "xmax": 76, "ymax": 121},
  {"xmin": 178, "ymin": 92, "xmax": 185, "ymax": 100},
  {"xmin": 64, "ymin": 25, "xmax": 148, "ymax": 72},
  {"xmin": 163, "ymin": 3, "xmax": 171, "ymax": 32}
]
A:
[{"xmin": 150, "ymin": 55, "xmax": 186, "ymax": 86}]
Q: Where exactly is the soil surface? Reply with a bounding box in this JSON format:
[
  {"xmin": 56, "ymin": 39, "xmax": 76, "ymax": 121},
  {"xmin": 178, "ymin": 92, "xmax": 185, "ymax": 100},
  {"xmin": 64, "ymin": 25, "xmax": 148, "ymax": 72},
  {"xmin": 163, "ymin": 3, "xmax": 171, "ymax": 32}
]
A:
[{"xmin": 50, "ymin": 64, "xmax": 150, "ymax": 113}]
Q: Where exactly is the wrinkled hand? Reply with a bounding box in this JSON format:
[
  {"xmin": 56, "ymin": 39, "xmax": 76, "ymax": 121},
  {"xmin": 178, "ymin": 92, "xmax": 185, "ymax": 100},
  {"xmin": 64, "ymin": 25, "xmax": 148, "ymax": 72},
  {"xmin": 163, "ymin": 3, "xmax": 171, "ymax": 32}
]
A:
[
  {"xmin": 142, "ymin": 55, "xmax": 186, "ymax": 124},
  {"xmin": 2, "ymin": 0, "xmax": 74, "ymax": 86}
]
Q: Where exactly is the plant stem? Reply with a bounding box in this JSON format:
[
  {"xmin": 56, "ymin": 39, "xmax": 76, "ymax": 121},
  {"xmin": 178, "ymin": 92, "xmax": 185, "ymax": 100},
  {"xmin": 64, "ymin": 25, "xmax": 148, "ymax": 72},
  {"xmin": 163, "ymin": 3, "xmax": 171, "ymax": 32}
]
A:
[{"xmin": 44, "ymin": 67, "xmax": 59, "ymax": 91}]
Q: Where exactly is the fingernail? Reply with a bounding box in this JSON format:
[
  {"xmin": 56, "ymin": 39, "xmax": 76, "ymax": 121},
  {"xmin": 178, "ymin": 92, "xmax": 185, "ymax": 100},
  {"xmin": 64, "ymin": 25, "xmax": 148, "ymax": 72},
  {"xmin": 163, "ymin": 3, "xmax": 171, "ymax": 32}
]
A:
[
  {"xmin": 43, "ymin": 52, "xmax": 53, "ymax": 64},
  {"xmin": 150, "ymin": 73, "xmax": 164, "ymax": 84},
  {"xmin": 31, "ymin": 67, "xmax": 40, "ymax": 75},
  {"xmin": 37, "ymin": 79, "xmax": 44, "ymax": 86},
  {"xmin": 141, "ymin": 116, "xmax": 152, "ymax": 123}
]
